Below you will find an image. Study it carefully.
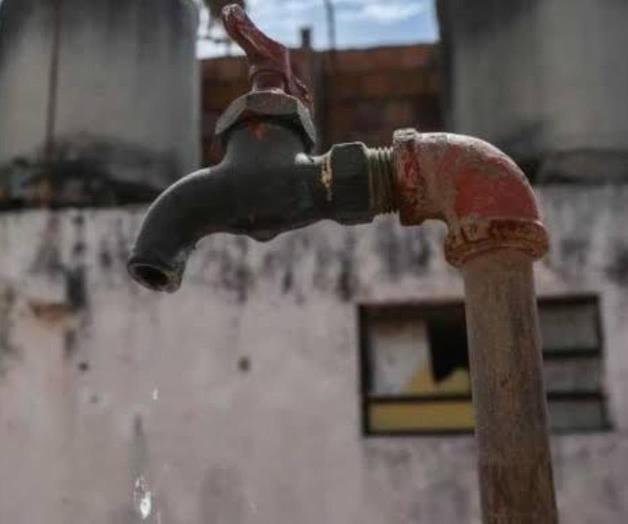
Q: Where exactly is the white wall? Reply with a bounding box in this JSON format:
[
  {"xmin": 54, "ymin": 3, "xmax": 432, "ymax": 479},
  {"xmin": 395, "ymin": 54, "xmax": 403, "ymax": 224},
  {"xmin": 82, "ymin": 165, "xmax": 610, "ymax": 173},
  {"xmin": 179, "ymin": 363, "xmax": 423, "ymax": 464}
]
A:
[
  {"xmin": 439, "ymin": 0, "xmax": 628, "ymax": 180},
  {"xmin": 1, "ymin": 186, "xmax": 628, "ymax": 523}
]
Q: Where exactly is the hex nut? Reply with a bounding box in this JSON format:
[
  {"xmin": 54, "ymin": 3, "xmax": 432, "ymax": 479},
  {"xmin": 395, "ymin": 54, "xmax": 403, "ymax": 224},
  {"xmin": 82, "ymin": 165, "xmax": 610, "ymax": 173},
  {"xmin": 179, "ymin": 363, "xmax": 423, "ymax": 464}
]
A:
[{"xmin": 215, "ymin": 91, "xmax": 317, "ymax": 149}]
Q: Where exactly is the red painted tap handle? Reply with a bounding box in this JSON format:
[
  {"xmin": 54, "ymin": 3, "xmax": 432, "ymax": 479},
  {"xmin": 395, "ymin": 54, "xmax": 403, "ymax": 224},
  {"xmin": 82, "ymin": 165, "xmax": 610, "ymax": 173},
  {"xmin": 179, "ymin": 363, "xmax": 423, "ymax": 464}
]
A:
[{"xmin": 222, "ymin": 4, "xmax": 311, "ymax": 107}]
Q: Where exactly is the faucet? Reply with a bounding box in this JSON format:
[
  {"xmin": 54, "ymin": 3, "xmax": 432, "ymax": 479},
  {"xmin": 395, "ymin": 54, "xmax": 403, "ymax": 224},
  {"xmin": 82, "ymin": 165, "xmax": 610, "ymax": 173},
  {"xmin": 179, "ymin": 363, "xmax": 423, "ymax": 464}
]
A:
[
  {"xmin": 128, "ymin": 6, "xmax": 557, "ymax": 522},
  {"xmin": 127, "ymin": 5, "xmax": 393, "ymax": 292},
  {"xmin": 128, "ymin": 5, "xmax": 547, "ymax": 292}
]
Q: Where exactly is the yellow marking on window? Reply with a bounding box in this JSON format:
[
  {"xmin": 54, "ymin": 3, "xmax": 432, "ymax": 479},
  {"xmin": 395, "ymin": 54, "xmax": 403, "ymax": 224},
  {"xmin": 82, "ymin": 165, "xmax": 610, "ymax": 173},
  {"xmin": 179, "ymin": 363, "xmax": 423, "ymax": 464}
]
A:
[{"xmin": 370, "ymin": 401, "xmax": 475, "ymax": 432}]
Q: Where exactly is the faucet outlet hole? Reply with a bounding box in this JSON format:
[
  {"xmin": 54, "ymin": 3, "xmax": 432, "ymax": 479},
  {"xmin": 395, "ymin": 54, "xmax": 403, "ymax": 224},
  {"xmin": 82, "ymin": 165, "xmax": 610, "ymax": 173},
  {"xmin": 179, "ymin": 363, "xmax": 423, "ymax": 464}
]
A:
[{"xmin": 132, "ymin": 264, "xmax": 171, "ymax": 291}]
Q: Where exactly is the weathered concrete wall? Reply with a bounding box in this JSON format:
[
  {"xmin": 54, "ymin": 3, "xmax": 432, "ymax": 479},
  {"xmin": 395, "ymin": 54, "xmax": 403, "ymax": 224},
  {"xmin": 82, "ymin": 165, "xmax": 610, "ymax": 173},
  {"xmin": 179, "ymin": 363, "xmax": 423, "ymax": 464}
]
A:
[
  {"xmin": 0, "ymin": 0, "xmax": 199, "ymax": 203},
  {"xmin": 437, "ymin": 0, "xmax": 628, "ymax": 181},
  {"xmin": 1, "ymin": 186, "xmax": 628, "ymax": 522}
]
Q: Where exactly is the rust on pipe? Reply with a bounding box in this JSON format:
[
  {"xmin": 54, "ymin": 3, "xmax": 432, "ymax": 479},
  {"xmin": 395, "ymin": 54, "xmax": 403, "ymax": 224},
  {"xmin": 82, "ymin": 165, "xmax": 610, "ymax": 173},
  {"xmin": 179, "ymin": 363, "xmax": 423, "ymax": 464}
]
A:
[
  {"xmin": 392, "ymin": 128, "xmax": 557, "ymax": 523},
  {"xmin": 464, "ymin": 251, "xmax": 557, "ymax": 524},
  {"xmin": 392, "ymin": 129, "xmax": 548, "ymax": 267}
]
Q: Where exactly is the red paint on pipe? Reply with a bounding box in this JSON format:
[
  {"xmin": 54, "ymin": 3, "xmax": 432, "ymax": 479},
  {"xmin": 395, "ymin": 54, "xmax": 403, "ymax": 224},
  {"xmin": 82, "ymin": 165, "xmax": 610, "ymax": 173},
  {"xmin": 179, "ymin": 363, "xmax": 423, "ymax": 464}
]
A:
[{"xmin": 392, "ymin": 130, "xmax": 548, "ymax": 265}]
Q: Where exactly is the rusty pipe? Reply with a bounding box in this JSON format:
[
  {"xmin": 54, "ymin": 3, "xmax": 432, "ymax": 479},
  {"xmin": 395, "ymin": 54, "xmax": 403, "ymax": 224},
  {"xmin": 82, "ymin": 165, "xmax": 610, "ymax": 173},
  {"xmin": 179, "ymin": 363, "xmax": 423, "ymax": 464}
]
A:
[
  {"xmin": 464, "ymin": 252, "xmax": 557, "ymax": 524},
  {"xmin": 387, "ymin": 129, "xmax": 557, "ymax": 523},
  {"xmin": 389, "ymin": 129, "xmax": 548, "ymax": 265}
]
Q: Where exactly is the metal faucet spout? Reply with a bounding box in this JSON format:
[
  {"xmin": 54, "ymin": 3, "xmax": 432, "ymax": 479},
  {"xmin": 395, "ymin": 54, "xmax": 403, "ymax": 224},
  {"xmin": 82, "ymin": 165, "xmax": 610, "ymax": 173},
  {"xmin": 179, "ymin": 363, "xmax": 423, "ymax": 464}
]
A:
[{"xmin": 127, "ymin": 167, "xmax": 234, "ymax": 292}]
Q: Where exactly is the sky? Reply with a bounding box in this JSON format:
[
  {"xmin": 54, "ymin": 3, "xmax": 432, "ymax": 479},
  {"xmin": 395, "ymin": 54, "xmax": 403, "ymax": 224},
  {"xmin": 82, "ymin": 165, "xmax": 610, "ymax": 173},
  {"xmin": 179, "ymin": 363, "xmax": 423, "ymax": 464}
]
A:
[{"xmin": 196, "ymin": 0, "xmax": 439, "ymax": 58}]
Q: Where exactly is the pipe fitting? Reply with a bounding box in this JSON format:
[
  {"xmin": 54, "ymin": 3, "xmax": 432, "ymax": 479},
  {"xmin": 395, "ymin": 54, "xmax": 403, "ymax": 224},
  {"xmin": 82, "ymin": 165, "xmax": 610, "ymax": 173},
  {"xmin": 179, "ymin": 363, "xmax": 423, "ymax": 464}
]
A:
[{"xmin": 391, "ymin": 129, "xmax": 549, "ymax": 266}]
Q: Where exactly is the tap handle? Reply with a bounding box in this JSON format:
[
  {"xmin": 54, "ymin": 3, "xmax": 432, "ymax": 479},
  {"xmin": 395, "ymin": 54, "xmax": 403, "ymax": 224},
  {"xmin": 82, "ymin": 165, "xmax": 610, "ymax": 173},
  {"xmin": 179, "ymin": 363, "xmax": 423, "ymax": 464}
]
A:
[{"xmin": 222, "ymin": 4, "xmax": 311, "ymax": 108}]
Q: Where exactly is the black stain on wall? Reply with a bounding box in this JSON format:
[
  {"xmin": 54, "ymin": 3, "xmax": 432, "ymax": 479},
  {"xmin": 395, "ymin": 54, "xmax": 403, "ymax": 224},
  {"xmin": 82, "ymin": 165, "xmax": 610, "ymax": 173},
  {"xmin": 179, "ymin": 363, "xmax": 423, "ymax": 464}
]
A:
[
  {"xmin": 277, "ymin": 236, "xmax": 297, "ymax": 296},
  {"xmin": 140, "ymin": 221, "xmax": 438, "ymax": 301},
  {"xmin": 312, "ymin": 239, "xmax": 333, "ymax": 291},
  {"xmin": 376, "ymin": 220, "xmax": 402, "ymax": 279},
  {"xmin": 64, "ymin": 329, "xmax": 78, "ymax": 358},
  {"xmin": 282, "ymin": 267, "xmax": 294, "ymax": 294},
  {"xmin": 65, "ymin": 267, "xmax": 87, "ymax": 310},
  {"xmin": 408, "ymin": 228, "xmax": 431, "ymax": 274},
  {"xmin": 66, "ymin": 211, "xmax": 89, "ymax": 311},
  {"xmin": 376, "ymin": 219, "xmax": 432, "ymax": 279},
  {"xmin": 0, "ymin": 137, "xmax": 174, "ymax": 208},
  {"xmin": 30, "ymin": 215, "xmax": 64, "ymax": 275},
  {"xmin": 0, "ymin": 286, "xmax": 18, "ymax": 374},
  {"xmin": 237, "ymin": 356, "xmax": 251, "ymax": 373},
  {"xmin": 99, "ymin": 246, "xmax": 114, "ymax": 270},
  {"xmin": 217, "ymin": 236, "xmax": 252, "ymax": 302},
  {"xmin": 336, "ymin": 231, "xmax": 359, "ymax": 301},
  {"xmin": 560, "ymin": 237, "xmax": 589, "ymax": 269},
  {"xmin": 606, "ymin": 245, "xmax": 628, "ymax": 286}
]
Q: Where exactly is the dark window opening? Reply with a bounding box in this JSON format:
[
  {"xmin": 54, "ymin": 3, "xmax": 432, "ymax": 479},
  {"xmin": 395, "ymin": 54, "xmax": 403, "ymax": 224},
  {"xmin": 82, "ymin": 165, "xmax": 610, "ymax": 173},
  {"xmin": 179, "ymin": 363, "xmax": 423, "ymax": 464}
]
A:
[{"xmin": 359, "ymin": 295, "xmax": 609, "ymax": 436}]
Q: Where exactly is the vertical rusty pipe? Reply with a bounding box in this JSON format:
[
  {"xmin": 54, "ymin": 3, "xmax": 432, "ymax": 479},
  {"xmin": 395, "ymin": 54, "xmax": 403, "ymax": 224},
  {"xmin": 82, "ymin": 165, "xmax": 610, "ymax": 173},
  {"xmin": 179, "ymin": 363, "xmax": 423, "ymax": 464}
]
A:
[
  {"xmin": 463, "ymin": 250, "xmax": 557, "ymax": 524},
  {"xmin": 390, "ymin": 129, "xmax": 558, "ymax": 523}
]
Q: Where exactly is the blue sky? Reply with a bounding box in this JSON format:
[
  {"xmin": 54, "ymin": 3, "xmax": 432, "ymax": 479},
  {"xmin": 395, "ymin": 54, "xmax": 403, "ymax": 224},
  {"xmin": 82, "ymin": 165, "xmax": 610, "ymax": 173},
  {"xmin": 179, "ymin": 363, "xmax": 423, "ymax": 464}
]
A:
[{"xmin": 197, "ymin": 0, "xmax": 439, "ymax": 57}]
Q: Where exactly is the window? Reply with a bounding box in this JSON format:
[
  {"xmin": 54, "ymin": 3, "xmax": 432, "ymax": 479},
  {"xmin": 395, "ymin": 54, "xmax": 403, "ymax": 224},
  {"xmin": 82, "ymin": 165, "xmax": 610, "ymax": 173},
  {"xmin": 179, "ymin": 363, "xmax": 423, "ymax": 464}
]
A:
[{"xmin": 359, "ymin": 296, "xmax": 609, "ymax": 436}]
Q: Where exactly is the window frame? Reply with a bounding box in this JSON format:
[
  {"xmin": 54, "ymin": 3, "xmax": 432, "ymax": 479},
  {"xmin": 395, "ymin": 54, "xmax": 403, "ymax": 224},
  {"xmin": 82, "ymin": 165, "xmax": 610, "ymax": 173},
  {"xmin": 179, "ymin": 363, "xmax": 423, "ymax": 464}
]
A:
[{"xmin": 358, "ymin": 295, "xmax": 611, "ymax": 438}]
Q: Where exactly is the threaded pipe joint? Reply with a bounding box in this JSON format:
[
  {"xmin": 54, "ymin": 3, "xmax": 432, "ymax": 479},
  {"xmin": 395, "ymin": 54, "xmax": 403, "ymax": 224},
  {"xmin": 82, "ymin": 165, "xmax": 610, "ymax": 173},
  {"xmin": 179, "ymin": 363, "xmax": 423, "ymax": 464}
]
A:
[{"xmin": 367, "ymin": 147, "xmax": 397, "ymax": 215}]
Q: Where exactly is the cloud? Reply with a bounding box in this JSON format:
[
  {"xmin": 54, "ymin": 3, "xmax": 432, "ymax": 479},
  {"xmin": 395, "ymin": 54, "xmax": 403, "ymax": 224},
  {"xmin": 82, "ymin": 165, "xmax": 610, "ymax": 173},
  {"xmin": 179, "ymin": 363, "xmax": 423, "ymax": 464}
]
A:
[
  {"xmin": 251, "ymin": 0, "xmax": 428, "ymax": 19},
  {"xmin": 362, "ymin": 3, "xmax": 428, "ymax": 23},
  {"xmin": 197, "ymin": 0, "xmax": 438, "ymax": 57},
  {"xmin": 335, "ymin": 0, "xmax": 429, "ymax": 24}
]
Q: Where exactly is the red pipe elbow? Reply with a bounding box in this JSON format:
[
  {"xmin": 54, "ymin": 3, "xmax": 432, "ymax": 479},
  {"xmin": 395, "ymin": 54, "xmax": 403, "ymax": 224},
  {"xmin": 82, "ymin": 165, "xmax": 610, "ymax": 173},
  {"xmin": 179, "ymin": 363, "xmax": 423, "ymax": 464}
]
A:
[{"xmin": 392, "ymin": 129, "xmax": 549, "ymax": 266}]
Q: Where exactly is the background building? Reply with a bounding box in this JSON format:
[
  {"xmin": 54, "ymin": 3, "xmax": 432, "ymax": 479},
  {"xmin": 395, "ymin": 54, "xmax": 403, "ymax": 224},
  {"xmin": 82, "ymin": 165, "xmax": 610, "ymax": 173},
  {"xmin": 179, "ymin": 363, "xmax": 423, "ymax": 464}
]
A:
[
  {"xmin": 1, "ymin": 1, "xmax": 627, "ymax": 522},
  {"xmin": 0, "ymin": 0, "xmax": 199, "ymax": 205}
]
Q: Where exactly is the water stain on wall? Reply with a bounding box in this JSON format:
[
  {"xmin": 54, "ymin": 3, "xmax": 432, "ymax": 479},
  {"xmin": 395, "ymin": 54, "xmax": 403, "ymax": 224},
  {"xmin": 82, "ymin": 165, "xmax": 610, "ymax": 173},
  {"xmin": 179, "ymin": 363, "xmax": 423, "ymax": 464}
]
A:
[
  {"xmin": 0, "ymin": 136, "xmax": 173, "ymax": 208},
  {"xmin": 606, "ymin": 245, "xmax": 628, "ymax": 286},
  {"xmin": 179, "ymin": 218, "xmax": 442, "ymax": 303},
  {"xmin": 27, "ymin": 213, "xmax": 90, "ymax": 365},
  {"xmin": 0, "ymin": 285, "xmax": 17, "ymax": 374},
  {"xmin": 376, "ymin": 220, "xmax": 432, "ymax": 279},
  {"xmin": 336, "ymin": 230, "xmax": 358, "ymax": 301},
  {"xmin": 560, "ymin": 237, "xmax": 590, "ymax": 269}
]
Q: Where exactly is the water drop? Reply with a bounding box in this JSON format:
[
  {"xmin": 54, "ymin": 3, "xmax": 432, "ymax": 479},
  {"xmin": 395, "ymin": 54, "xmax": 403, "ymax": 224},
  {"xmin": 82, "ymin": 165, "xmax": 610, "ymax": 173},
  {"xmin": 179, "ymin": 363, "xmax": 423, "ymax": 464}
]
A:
[
  {"xmin": 134, "ymin": 476, "xmax": 152, "ymax": 520},
  {"xmin": 152, "ymin": 388, "xmax": 159, "ymax": 401}
]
